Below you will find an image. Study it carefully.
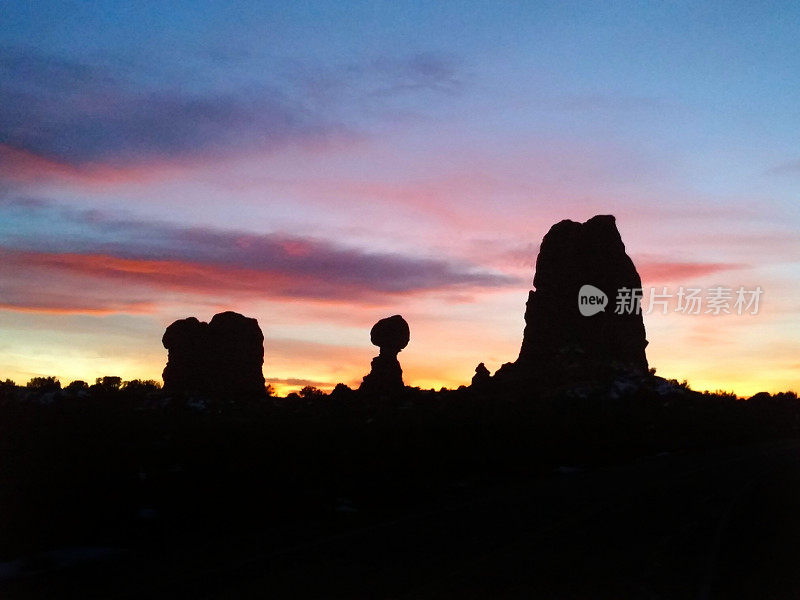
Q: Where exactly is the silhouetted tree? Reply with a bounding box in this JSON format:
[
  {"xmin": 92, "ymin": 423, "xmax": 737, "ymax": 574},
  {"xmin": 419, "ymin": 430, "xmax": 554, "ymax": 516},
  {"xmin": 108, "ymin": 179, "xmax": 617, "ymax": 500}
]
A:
[
  {"xmin": 26, "ymin": 376, "xmax": 60, "ymax": 391},
  {"xmin": 121, "ymin": 379, "xmax": 161, "ymax": 393},
  {"xmin": 95, "ymin": 376, "xmax": 122, "ymax": 391},
  {"xmin": 65, "ymin": 380, "xmax": 89, "ymax": 393},
  {"xmin": 330, "ymin": 383, "xmax": 355, "ymax": 401},
  {"xmin": 0, "ymin": 379, "xmax": 16, "ymax": 401},
  {"xmin": 299, "ymin": 386, "xmax": 325, "ymax": 399}
]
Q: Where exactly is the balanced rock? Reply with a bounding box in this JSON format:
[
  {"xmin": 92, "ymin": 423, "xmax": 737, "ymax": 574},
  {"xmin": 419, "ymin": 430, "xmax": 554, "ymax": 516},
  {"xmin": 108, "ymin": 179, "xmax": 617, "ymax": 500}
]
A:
[
  {"xmin": 162, "ymin": 311, "xmax": 266, "ymax": 399},
  {"xmin": 359, "ymin": 315, "xmax": 410, "ymax": 395},
  {"xmin": 499, "ymin": 215, "xmax": 648, "ymax": 383},
  {"xmin": 370, "ymin": 315, "xmax": 410, "ymax": 356}
]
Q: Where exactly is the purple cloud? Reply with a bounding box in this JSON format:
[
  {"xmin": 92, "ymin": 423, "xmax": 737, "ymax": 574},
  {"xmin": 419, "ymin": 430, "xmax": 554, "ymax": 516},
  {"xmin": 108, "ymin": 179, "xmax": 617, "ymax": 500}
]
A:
[
  {"xmin": 0, "ymin": 198, "xmax": 520, "ymax": 312},
  {"xmin": 0, "ymin": 46, "xmax": 465, "ymax": 169},
  {"xmin": 0, "ymin": 46, "xmax": 339, "ymax": 166}
]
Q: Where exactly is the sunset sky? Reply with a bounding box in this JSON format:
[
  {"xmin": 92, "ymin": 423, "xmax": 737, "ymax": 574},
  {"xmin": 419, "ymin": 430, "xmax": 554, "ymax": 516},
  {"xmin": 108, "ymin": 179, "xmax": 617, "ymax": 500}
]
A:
[{"xmin": 1, "ymin": 2, "xmax": 798, "ymax": 396}]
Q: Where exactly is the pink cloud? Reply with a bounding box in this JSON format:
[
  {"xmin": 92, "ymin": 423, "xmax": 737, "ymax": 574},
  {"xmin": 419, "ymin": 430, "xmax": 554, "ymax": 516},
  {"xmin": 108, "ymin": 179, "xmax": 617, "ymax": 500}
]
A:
[
  {"xmin": 0, "ymin": 246, "xmax": 518, "ymax": 315},
  {"xmin": 636, "ymin": 258, "xmax": 747, "ymax": 284},
  {"xmin": 0, "ymin": 144, "xmax": 183, "ymax": 186}
]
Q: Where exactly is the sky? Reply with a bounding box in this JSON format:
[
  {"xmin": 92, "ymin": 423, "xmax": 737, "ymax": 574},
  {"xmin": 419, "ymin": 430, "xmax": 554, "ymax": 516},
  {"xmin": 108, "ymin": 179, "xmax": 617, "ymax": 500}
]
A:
[{"xmin": 1, "ymin": 1, "xmax": 798, "ymax": 396}]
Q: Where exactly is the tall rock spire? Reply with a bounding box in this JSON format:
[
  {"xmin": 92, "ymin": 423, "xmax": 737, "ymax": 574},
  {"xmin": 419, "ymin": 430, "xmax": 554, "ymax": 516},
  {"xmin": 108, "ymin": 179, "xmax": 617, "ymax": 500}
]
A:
[{"xmin": 498, "ymin": 215, "xmax": 648, "ymax": 384}]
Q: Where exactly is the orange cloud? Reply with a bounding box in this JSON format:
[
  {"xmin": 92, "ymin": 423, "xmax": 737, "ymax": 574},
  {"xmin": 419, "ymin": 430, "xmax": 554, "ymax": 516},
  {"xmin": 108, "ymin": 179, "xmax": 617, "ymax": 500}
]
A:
[
  {"xmin": 0, "ymin": 144, "xmax": 182, "ymax": 186},
  {"xmin": 0, "ymin": 301, "xmax": 157, "ymax": 315},
  {"xmin": 637, "ymin": 258, "xmax": 747, "ymax": 284},
  {"xmin": 0, "ymin": 245, "xmax": 517, "ymax": 316},
  {"xmin": 0, "ymin": 249, "xmax": 305, "ymax": 301}
]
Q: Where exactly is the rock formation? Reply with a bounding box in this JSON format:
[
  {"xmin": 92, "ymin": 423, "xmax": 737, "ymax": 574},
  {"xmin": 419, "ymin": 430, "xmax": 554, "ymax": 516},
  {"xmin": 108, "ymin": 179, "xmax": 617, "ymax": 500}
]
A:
[
  {"xmin": 162, "ymin": 311, "xmax": 266, "ymax": 399},
  {"xmin": 208, "ymin": 311, "xmax": 266, "ymax": 398},
  {"xmin": 497, "ymin": 215, "xmax": 648, "ymax": 384},
  {"xmin": 472, "ymin": 362, "xmax": 491, "ymax": 388},
  {"xmin": 359, "ymin": 315, "xmax": 410, "ymax": 396},
  {"xmin": 162, "ymin": 317, "xmax": 209, "ymax": 395}
]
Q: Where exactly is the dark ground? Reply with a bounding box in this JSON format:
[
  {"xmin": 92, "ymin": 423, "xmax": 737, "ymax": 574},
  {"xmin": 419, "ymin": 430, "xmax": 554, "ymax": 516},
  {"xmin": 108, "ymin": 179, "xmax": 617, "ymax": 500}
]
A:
[
  {"xmin": 2, "ymin": 382, "xmax": 800, "ymax": 599},
  {"xmin": 3, "ymin": 440, "xmax": 800, "ymax": 599}
]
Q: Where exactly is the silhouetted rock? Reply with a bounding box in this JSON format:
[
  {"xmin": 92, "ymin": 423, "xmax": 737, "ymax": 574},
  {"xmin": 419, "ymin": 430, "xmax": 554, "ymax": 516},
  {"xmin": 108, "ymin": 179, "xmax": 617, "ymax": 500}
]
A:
[
  {"xmin": 359, "ymin": 315, "xmax": 409, "ymax": 396},
  {"xmin": 162, "ymin": 317, "xmax": 210, "ymax": 395},
  {"xmin": 370, "ymin": 315, "xmax": 410, "ymax": 356},
  {"xmin": 472, "ymin": 362, "xmax": 491, "ymax": 388},
  {"xmin": 162, "ymin": 311, "xmax": 266, "ymax": 400},
  {"xmin": 497, "ymin": 215, "xmax": 648, "ymax": 385},
  {"xmin": 208, "ymin": 311, "xmax": 266, "ymax": 398}
]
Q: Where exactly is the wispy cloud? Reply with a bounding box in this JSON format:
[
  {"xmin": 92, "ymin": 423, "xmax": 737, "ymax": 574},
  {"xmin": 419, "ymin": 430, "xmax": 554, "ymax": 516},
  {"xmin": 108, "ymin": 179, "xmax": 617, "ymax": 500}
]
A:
[
  {"xmin": 765, "ymin": 159, "xmax": 800, "ymax": 176},
  {"xmin": 364, "ymin": 53, "xmax": 464, "ymax": 96},
  {"xmin": 556, "ymin": 93, "xmax": 671, "ymax": 113},
  {"xmin": 285, "ymin": 52, "xmax": 464, "ymax": 108},
  {"xmin": 0, "ymin": 198, "xmax": 520, "ymax": 313},
  {"xmin": 636, "ymin": 257, "xmax": 748, "ymax": 284},
  {"xmin": 0, "ymin": 46, "xmax": 465, "ymax": 175},
  {"xmin": 0, "ymin": 46, "xmax": 340, "ymax": 167}
]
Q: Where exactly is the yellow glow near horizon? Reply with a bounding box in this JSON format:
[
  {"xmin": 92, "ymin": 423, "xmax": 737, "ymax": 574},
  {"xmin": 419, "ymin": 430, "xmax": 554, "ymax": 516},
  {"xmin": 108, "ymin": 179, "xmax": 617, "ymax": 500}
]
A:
[
  {"xmin": 3, "ymin": 348, "xmax": 796, "ymax": 399},
  {"xmin": 1, "ymin": 281, "xmax": 796, "ymax": 398}
]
